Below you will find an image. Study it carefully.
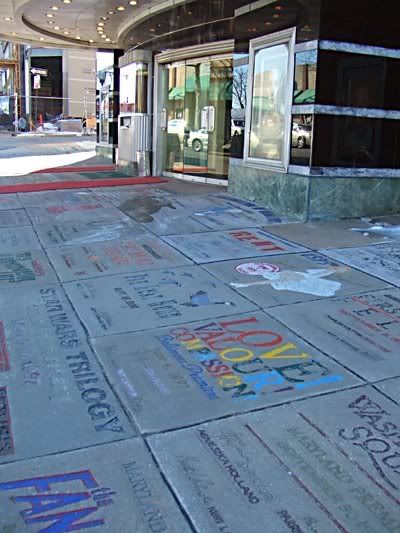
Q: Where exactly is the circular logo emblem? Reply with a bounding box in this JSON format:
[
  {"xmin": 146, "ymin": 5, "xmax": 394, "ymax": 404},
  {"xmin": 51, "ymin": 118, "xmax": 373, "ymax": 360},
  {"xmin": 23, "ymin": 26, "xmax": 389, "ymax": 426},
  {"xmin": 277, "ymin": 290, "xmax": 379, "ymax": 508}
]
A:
[{"xmin": 236, "ymin": 262, "xmax": 281, "ymax": 276}]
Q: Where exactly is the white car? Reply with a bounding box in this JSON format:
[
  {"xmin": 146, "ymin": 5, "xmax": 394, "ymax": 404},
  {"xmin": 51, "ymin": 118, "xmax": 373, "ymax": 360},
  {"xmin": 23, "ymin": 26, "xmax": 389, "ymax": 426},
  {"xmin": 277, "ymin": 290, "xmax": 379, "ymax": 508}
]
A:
[
  {"xmin": 187, "ymin": 128, "xmax": 208, "ymax": 152},
  {"xmin": 167, "ymin": 119, "xmax": 187, "ymax": 141}
]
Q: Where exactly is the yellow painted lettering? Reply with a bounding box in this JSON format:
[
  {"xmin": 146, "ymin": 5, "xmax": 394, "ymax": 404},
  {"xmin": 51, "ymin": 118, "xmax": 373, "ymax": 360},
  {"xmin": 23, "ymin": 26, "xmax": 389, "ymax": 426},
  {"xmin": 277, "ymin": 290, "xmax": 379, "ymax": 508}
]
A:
[
  {"xmin": 218, "ymin": 374, "xmax": 242, "ymax": 387},
  {"xmin": 260, "ymin": 343, "xmax": 309, "ymax": 360},
  {"xmin": 219, "ymin": 347, "xmax": 254, "ymax": 363}
]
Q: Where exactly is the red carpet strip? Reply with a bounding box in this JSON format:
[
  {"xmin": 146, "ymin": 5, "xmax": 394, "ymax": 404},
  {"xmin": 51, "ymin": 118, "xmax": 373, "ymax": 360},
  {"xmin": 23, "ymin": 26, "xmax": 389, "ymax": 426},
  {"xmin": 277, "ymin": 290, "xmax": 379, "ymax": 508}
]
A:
[{"xmin": 0, "ymin": 177, "xmax": 168, "ymax": 194}]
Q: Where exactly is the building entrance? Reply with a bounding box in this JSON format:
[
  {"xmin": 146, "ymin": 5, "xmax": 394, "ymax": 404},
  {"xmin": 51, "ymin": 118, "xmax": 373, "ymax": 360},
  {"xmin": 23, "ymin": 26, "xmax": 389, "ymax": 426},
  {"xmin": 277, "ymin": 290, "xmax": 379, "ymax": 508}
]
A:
[{"xmin": 155, "ymin": 55, "xmax": 233, "ymax": 182}]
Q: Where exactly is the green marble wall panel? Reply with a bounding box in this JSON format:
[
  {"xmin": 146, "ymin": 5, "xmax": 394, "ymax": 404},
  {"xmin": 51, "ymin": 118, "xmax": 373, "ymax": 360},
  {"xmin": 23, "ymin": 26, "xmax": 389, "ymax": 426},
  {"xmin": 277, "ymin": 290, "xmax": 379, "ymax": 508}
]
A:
[
  {"xmin": 308, "ymin": 176, "xmax": 400, "ymax": 220},
  {"xmin": 228, "ymin": 160, "xmax": 309, "ymax": 221}
]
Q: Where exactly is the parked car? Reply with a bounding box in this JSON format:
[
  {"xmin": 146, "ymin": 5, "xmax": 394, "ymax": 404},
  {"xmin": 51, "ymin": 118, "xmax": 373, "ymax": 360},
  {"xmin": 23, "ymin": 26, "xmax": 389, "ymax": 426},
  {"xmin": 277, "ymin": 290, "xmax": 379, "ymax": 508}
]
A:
[
  {"xmin": 167, "ymin": 119, "xmax": 187, "ymax": 141},
  {"xmin": 188, "ymin": 128, "xmax": 208, "ymax": 152},
  {"xmin": 292, "ymin": 122, "xmax": 311, "ymax": 149}
]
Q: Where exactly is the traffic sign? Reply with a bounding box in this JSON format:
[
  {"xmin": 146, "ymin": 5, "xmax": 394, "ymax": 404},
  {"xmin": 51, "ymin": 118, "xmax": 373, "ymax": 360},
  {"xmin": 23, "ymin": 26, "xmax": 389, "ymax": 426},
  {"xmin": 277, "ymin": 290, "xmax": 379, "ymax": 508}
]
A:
[{"xmin": 31, "ymin": 68, "xmax": 48, "ymax": 76}]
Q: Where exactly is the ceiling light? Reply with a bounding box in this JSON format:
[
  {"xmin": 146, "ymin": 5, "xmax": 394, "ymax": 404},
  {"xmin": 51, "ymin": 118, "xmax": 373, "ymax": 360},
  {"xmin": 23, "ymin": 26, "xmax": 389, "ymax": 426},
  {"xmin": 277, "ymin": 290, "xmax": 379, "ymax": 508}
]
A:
[
  {"xmin": 89, "ymin": 39, "xmax": 94, "ymax": 43},
  {"xmin": 98, "ymin": 22, "xmax": 105, "ymax": 26},
  {"xmin": 273, "ymin": 13, "xmax": 280, "ymax": 18},
  {"xmin": 107, "ymin": 11, "xmax": 115, "ymax": 14},
  {"xmin": 129, "ymin": 0, "xmax": 137, "ymax": 4},
  {"xmin": 274, "ymin": 5, "xmax": 282, "ymax": 9},
  {"xmin": 101, "ymin": 34, "xmax": 107, "ymax": 39},
  {"xmin": 11, "ymin": 32, "xmax": 16, "ymax": 36},
  {"xmin": 116, "ymin": 6, "xmax": 125, "ymax": 11},
  {"xmin": 51, "ymin": 5, "xmax": 59, "ymax": 10},
  {"xmin": 46, "ymin": 13, "xmax": 54, "ymax": 18},
  {"xmin": 4, "ymin": 17, "xmax": 12, "ymax": 21},
  {"xmin": 54, "ymin": 25, "xmax": 60, "ymax": 29},
  {"xmin": 105, "ymin": 38, "xmax": 111, "ymax": 42},
  {"xmin": 64, "ymin": 30, "xmax": 70, "ymax": 34},
  {"xmin": 76, "ymin": 36, "xmax": 81, "ymax": 39},
  {"xmin": 48, "ymin": 21, "xmax": 55, "ymax": 24},
  {"xmin": 40, "ymin": 37, "xmax": 45, "ymax": 41},
  {"xmin": 63, "ymin": 0, "xmax": 72, "ymax": 3},
  {"xmin": 101, "ymin": 16, "xmax": 108, "ymax": 20}
]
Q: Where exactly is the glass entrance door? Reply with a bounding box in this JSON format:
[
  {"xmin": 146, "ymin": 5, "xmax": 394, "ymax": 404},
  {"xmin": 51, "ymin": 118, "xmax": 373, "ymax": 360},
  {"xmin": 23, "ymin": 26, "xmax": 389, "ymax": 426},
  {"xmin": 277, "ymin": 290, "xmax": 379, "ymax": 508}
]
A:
[{"xmin": 156, "ymin": 55, "xmax": 233, "ymax": 181}]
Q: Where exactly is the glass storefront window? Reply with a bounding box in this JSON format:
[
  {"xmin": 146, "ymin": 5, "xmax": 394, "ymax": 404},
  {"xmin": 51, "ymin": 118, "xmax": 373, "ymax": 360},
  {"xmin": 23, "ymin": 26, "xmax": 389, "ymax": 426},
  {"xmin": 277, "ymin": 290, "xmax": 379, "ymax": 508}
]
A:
[
  {"xmin": 245, "ymin": 28, "xmax": 295, "ymax": 171},
  {"xmin": 290, "ymin": 114, "xmax": 313, "ymax": 166},
  {"xmin": 294, "ymin": 50, "xmax": 317, "ymax": 104},
  {"xmin": 120, "ymin": 63, "xmax": 148, "ymax": 114}
]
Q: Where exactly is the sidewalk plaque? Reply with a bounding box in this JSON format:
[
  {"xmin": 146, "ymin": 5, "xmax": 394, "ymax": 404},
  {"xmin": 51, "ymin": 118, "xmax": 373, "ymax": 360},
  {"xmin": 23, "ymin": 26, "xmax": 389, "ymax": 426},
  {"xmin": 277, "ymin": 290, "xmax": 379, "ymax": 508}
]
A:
[
  {"xmin": 322, "ymin": 243, "xmax": 400, "ymax": 287},
  {"xmin": 47, "ymin": 236, "xmax": 192, "ymax": 281},
  {"xmin": 35, "ymin": 219, "xmax": 149, "ymax": 248},
  {"xmin": 92, "ymin": 311, "xmax": 360, "ymax": 433},
  {"xmin": 64, "ymin": 266, "xmax": 257, "ymax": 337},
  {"xmin": 0, "ymin": 440, "xmax": 190, "ymax": 531},
  {"xmin": 271, "ymin": 289, "xmax": 400, "ymax": 381},
  {"xmin": 163, "ymin": 229, "xmax": 308, "ymax": 263},
  {"xmin": 0, "ymin": 250, "xmax": 57, "ymax": 287},
  {"xmin": 148, "ymin": 404, "xmax": 400, "ymax": 532},
  {"xmin": 0, "ymin": 284, "xmax": 135, "ymax": 464},
  {"xmin": 203, "ymin": 251, "xmax": 389, "ymax": 307}
]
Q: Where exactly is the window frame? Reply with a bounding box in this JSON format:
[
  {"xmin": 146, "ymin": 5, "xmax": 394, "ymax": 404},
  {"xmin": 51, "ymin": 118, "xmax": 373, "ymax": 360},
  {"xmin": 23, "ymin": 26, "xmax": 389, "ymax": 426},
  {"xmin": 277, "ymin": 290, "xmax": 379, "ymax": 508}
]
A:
[{"xmin": 244, "ymin": 27, "xmax": 296, "ymax": 172}]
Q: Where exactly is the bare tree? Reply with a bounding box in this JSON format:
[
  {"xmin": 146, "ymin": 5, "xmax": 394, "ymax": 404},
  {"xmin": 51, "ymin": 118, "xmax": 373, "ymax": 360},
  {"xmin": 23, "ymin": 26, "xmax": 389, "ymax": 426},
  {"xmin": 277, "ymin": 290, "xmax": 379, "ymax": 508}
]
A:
[{"xmin": 232, "ymin": 66, "xmax": 248, "ymax": 109}]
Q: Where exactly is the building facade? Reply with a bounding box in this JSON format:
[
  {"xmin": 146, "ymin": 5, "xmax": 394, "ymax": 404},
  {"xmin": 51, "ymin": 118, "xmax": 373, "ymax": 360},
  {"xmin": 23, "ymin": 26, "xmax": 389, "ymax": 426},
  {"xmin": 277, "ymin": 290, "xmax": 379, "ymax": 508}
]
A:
[{"xmin": 98, "ymin": 0, "xmax": 399, "ymax": 220}]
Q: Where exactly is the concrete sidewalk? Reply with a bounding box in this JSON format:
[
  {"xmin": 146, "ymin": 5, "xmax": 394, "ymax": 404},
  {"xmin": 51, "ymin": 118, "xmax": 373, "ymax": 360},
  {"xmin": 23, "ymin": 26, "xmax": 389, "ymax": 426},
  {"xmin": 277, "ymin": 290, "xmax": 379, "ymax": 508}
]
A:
[{"xmin": 0, "ymin": 177, "xmax": 399, "ymax": 532}]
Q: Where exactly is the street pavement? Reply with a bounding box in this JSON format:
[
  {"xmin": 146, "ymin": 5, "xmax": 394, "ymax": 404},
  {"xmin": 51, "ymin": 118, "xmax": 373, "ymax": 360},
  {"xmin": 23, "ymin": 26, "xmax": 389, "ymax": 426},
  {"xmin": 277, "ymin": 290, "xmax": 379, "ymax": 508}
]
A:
[{"xmin": 0, "ymin": 174, "xmax": 400, "ymax": 532}]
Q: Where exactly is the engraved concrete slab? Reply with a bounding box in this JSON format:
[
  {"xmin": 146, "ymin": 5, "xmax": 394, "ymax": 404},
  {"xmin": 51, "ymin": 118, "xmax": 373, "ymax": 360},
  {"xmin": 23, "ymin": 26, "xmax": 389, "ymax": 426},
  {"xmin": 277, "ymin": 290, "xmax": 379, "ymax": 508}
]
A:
[
  {"xmin": 35, "ymin": 218, "xmax": 149, "ymax": 248},
  {"xmin": 64, "ymin": 267, "xmax": 258, "ymax": 337},
  {"xmin": 376, "ymin": 377, "xmax": 400, "ymax": 404},
  {"xmin": 0, "ymin": 226, "xmax": 42, "ymax": 252},
  {"xmin": 47, "ymin": 236, "xmax": 192, "ymax": 282},
  {"xmin": 119, "ymin": 194, "xmax": 286, "ymax": 235},
  {"xmin": 94, "ymin": 186, "xmax": 176, "ymax": 207},
  {"xmin": 192, "ymin": 194, "xmax": 290, "ymax": 230},
  {"xmin": 0, "ymin": 284, "xmax": 135, "ymax": 463},
  {"xmin": 147, "ymin": 418, "xmax": 344, "ymax": 532},
  {"xmin": 0, "ymin": 194, "xmax": 22, "ymax": 210},
  {"xmin": 163, "ymin": 229, "xmax": 308, "ymax": 263},
  {"xmin": 27, "ymin": 205, "xmax": 129, "ymax": 225},
  {"xmin": 322, "ymin": 243, "xmax": 400, "ymax": 286},
  {"xmin": 0, "ymin": 250, "xmax": 57, "ymax": 287},
  {"xmin": 92, "ymin": 312, "xmax": 360, "ymax": 433},
  {"xmin": 290, "ymin": 385, "xmax": 400, "ymax": 498},
  {"xmin": 0, "ymin": 210, "xmax": 31, "ymax": 227},
  {"xmin": 0, "ymin": 439, "xmax": 190, "ymax": 532},
  {"xmin": 18, "ymin": 189, "xmax": 108, "ymax": 208},
  {"xmin": 270, "ymin": 289, "xmax": 400, "ymax": 381},
  {"xmin": 156, "ymin": 403, "xmax": 400, "ymax": 532},
  {"xmin": 263, "ymin": 219, "xmax": 389, "ymax": 249},
  {"xmin": 203, "ymin": 252, "xmax": 389, "ymax": 307}
]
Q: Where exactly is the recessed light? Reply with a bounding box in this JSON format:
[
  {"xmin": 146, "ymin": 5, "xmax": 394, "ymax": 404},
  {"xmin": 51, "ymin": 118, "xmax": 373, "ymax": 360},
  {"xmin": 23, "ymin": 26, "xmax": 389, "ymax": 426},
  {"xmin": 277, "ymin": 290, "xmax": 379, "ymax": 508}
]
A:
[
  {"xmin": 98, "ymin": 22, "xmax": 105, "ymax": 26},
  {"xmin": 107, "ymin": 11, "xmax": 115, "ymax": 14},
  {"xmin": 11, "ymin": 32, "xmax": 16, "ymax": 36},
  {"xmin": 40, "ymin": 37, "xmax": 45, "ymax": 41},
  {"xmin": 265, "ymin": 21, "xmax": 272, "ymax": 25},
  {"xmin": 129, "ymin": 0, "xmax": 137, "ymax": 4},
  {"xmin": 4, "ymin": 17, "xmax": 12, "ymax": 21},
  {"xmin": 273, "ymin": 13, "xmax": 280, "ymax": 18},
  {"xmin": 64, "ymin": 30, "xmax": 70, "ymax": 34},
  {"xmin": 116, "ymin": 6, "xmax": 125, "ymax": 11},
  {"xmin": 149, "ymin": 28, "xmax": 155, "ymax": 32},
  {"xmin": 89, "ymin": 39, "xmax": 94, "ymax": 43},
  {"xmin": 47, "ymin": 21, "xmax": 55, "ymax": 24},
  {"xmin": 51, "ymin": 6, "xmax": 59, "ymax": 10},
  {"xmin": 46, "ymin": 13, "xmax": 54, "ymax": 17},
  {"xmin": 275, "ymin": 5, "xmax": 282, "ymax": 9},
  {"xmin": 101, "ymin": 16, "xmax": 108, "ymax": 20},
  {"xmin": 54, "ymin": 25, "xmax": 60, "ymax": 29},
  {"xmin": 105, "ymin": 38, "xmax": 111, "ymax": 42},
  {"xmin": 101, "ymin": 34, "xmax": 107, "ymax": 38},
  {"xmin": 76, "ymin": 36, "xmax": 81, "ymax": 39},
  {"xmin": 63, "ymin": 0, "xmax": 72, "ymax": 3}
]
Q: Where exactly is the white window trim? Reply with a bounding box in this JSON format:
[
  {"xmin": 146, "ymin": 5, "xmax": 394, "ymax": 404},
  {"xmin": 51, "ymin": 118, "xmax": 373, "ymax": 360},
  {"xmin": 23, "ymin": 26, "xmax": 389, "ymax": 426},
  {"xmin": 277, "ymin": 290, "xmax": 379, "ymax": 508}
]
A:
[{"xmin": 244, "ymin": 27, "xmax": 296, "ymax": 173}]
